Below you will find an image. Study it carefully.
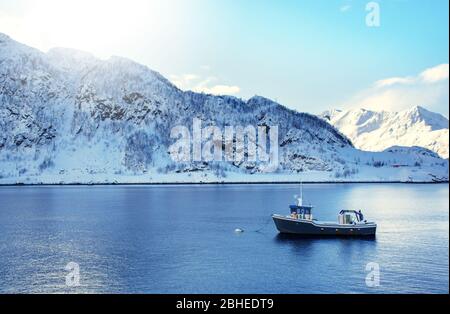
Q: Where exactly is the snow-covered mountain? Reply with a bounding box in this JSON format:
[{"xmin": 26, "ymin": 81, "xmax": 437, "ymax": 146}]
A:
[
  {"xmin": 321, "ymin": 107, "xmax": 449, "ymax": 159},
  {"xmin": 0, "ymin": 33, "xmax": 448, "ymax": 183}
]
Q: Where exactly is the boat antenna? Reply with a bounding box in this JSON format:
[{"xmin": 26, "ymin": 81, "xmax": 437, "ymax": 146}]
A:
[
  {"xmin": 300, "ymin": 180, "xmax": 303, "ymax": 201},
  {"xmin": 297, "ymin": 179, "xmax": 303, "ymax": 207}
]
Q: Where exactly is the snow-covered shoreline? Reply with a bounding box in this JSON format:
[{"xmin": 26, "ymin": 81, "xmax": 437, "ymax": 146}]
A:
[
  {"xmin": 1, "ymin": 33, "xmax": 449, "ymax": 185},
  {"xmin": 1, "ymin": 181, "xmax": 448, "ymax": 186},
  {"xmin": 1, "ymin": 165, "xmax": 448, "ymax": 185}
]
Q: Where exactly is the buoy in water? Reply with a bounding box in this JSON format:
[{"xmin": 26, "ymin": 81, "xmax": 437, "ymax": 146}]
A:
[{"xmin": 234, "ymin": 228, "xmax": 244, "ymax": 233}]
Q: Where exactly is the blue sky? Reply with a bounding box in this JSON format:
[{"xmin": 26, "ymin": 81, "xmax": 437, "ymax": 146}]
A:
[{"xmin": 0, "ymin": 0, "xmax": 448, "ymax": 116}]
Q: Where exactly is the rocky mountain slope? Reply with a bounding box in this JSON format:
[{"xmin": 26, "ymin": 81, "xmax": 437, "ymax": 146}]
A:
[
  {"xmin": 321, "ymin": 107, "xmax": 449, "ymax": 159},
  {"xmin": 0, "ymin": 33, "xmax": 448, "ymax": 183}
]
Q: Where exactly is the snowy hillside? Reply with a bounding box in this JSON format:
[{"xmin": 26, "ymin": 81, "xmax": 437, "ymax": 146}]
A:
[
  {"xmin": 321, "ymin": 107, "xmax": 449, "ymax": 159},
  {"xmin": 0, "ymin": 33, "xmax": 448, "ymax": 184}
]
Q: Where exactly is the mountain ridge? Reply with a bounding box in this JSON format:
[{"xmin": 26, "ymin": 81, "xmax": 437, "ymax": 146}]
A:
[
  {"xmin": 0, "ymin": 33, "xmax": 448, "ymax": 183},
  {"xmin": 321, "ymin": 106, "xmax": 449, "ymax": 159}
]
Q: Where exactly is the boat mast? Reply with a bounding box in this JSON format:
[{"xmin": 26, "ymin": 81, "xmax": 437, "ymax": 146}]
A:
[
  {"xmin": 300, "ymin": 180, "xmax": 303, "ymax": 201},
  {"xmin": 297, "ymin": 180, "xmax": 303, "ymax": 206}
]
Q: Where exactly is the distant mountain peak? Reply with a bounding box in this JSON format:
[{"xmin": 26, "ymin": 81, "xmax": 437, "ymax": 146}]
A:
[
  {"xmin": 403, "ymin": 105, "xmax": 448, "ymax": 130},
  {"xmin": 406, "ymin": 105, "xmax": 429, "ymax": 117},
  {"xmin": 322, "ymin": 106, "xmax": 449, "ymax": 158},
  {"xmin": 0, "ymin": 32, "xmax": 12, "ymax": 42},
  {"xmin": 411, "ymin": 105, "xmax": 426, "ymax": 111},
  {"xmin": 0, "ymin": 33, "xmax": 448, "ymax": 183}
]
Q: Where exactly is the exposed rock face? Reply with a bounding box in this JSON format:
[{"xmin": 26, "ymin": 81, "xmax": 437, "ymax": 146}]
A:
[
  {"xmin": 0, "ymin": 33, "xmax": 448, "ymax": 183},
  {"xmin": 321, "ymin": 107, "xmax": 449, "ymax": 159}
]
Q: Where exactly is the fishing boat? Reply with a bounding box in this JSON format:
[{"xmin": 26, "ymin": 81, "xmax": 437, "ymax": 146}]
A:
[{"xmin": 272, "ymin": 187, "xmax": 376, "ymax": 237}]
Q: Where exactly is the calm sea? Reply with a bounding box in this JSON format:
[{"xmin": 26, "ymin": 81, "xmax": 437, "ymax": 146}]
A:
[{"xmin": 0, "ymin": 183, "xmax": 448, "ymax": 293}]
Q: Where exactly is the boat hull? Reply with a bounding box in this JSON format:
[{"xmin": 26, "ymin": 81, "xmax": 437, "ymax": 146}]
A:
[{"xmin": 272, "ymin": 215, "xmax": 376, "ymax": 237}]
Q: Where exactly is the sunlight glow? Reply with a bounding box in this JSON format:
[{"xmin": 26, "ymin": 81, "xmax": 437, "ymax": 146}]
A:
[{"xmin": 3, "ymin": 0, "xmax": 173, "ymax": 57}]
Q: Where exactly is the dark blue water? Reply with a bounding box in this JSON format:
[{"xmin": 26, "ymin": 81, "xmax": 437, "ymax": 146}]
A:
[{"xmin": 0, "ymin": 184, "xmax": 448, "ymax": 294}]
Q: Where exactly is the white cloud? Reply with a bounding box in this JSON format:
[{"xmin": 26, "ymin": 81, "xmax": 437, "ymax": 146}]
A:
[
  {"xmin": 343, "ymin": 64, "xmax": 449, "ymax": 116},
  {"xmin": 374, "ymin": 76, "xmax": 415, "ymax": 88},
  {"xmin": 193, "ymin": 84, "xmax": 240, "ymax": 95},
  {"xmin": 170, "ymin": 72, "xmax": 240, "ymax": 96},
  {"xmin": 373, "ymin": 64, "xmax": 449, "ymax": 88},
  {"xmin": 420, "ymin": 63, "xmax": 449, "ymax": 83},
  {"xmin": 169, "ymin": 74, "xmax": 199, "ymax": 90}
]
